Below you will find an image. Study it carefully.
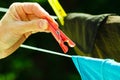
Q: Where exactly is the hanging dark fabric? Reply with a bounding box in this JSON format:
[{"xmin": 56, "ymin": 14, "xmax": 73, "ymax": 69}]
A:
[
  {"xmin": 62, "ymin": 13, "xmax": 110, "ymax": 53},
  {"xmin": 61, "ymin": 13, "xmax": 120, "ymax": 61}
]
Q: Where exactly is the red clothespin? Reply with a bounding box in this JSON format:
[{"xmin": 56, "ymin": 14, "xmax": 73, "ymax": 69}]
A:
[
  {"xmin": 46, "ymin": 18, "xmax": 76, "ymax": 53},
  {"xmin": 47, "ymin": 0, "xmax": 75, "ymax": 53}
]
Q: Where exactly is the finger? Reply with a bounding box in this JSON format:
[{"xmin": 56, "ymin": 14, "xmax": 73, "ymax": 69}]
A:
[
  {"xmin": 8, "ymin": 3, "xmax": 21, "ymax": 20},
  {"xmin": 15, "ymin": 4, "xmax": 28, "ymax": 21},
  {"xmin": 10, "ymin": 3, "xmax": 28, "ymax": 21},
  {"xmin": 22, "ymin": 3, "xmax": 58, "ymax": 27},
  {"xmin": 16, "ymin": 19, "xmax": 48, "ymax": 34},
  {"xmin": 27, "ymin": 14, "xmax": 39, "ymax": 20},
  {"xmin": 22, "ymin": 3, "xmax": 49, "ymax": 18}
]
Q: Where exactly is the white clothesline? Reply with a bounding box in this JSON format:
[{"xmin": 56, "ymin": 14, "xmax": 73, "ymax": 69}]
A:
[
  {"xmin": 0, "ymin": 7, "xmax": 71, "ymax": 58},
  {"xmin": 20, "ymin": 44, "xmax": 72, "ymax": 58},
  {"xmin": 0, "ymin": 7, "xmax": 8, "ymax": 12}
]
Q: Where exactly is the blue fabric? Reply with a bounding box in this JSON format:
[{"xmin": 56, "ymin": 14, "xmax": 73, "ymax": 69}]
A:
[{"xmin": 72, "ymin": 56, "xmax": 120, "ymax": 80}]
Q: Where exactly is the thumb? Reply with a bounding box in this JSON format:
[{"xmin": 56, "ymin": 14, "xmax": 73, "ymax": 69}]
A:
[{"xmin": 16, "ymin": 19, "xmax": 48, "ymax": 34}]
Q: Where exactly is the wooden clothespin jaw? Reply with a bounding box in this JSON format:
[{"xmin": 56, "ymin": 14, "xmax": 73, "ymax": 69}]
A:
[
  {"xmin": 48, "ymin": 0, "xmax": 67, "ymax": 26},
  {"xmin": 45, "ymin": 17, "xmax": 75, "ymax": 53}
]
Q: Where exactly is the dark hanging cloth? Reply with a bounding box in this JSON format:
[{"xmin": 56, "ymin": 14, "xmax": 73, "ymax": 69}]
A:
[
  {"xmin": 62, "ymin": 13, "xmax": 120, "ymax": 61},
  {"xmin": 62, "ymin": 13, "xmax": 110, "ymax": 53}
]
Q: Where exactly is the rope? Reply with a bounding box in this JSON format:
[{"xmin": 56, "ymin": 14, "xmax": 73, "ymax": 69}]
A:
[
  {"xmin": 20, "ymin": 44, "xmax": 72, "ymax": 58},
  {"xmin": 0, "ymin": 7, "xmax": 8, "ymax": 12},
  {"xmin": 0, "ymin": 7, "xmax": 71, "ymax": 58}
]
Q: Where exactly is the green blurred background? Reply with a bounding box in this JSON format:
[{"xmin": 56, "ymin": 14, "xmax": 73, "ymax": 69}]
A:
[{"xmin": 0, "ymin": 0, "xmax": 120, "ymax": 80}]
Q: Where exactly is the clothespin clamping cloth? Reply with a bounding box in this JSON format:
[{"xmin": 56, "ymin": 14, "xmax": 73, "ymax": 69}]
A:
[{"xmin": 47, "ymin": 0, "xmax": 75, "ymax": 53}]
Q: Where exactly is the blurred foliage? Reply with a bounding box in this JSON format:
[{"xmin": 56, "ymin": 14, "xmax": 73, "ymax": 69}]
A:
[{"xmin": 0, "ymin": 0, "xmax": 120, "ymax": 80}]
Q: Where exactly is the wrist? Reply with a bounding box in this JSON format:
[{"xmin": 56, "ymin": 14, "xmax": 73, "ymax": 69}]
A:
[
  {"xmin": 0, "ymin": 21, "xmax": 11, "ymax": 59},
  {"xmin": 0, "ymin": 21, "xmax": 2, "ymax": 28}
]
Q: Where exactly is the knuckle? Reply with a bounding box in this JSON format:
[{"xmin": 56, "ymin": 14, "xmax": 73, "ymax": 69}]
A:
[
  {"xmin": 33, "ymin": 2, "xmax": 40, "ymax": 6},
  {"xmin": 9, "ymin": 2, "xmax": 21, "ymax": 9},
  {"xmin": 11, "ymin": 2, "xmax": 21, "ymax": 6},
  {"xmin": 32, "ymin": 2, "xmax": 41, "ymax": 8}
]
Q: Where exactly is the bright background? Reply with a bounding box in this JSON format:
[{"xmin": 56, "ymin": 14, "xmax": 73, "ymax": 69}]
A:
[{"xmin": 0, "ymin": 0, "xmax": 120, "ymax": 80}]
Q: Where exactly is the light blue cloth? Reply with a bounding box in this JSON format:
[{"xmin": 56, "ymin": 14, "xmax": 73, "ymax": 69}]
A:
[{"xmin": 72, "ymin": 56, "xmax": 120, "ymax": 80}]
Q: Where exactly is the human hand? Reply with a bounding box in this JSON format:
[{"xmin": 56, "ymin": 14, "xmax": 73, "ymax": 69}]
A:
[{"xmin": 0, "ymin": 2, "xmax": 57, "ymax": 59}]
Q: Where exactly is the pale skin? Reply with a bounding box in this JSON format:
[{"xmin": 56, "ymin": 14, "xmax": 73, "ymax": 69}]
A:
[{"xmin": 0, "ymin": 2, "xmax": 58, "ymax": 59}]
